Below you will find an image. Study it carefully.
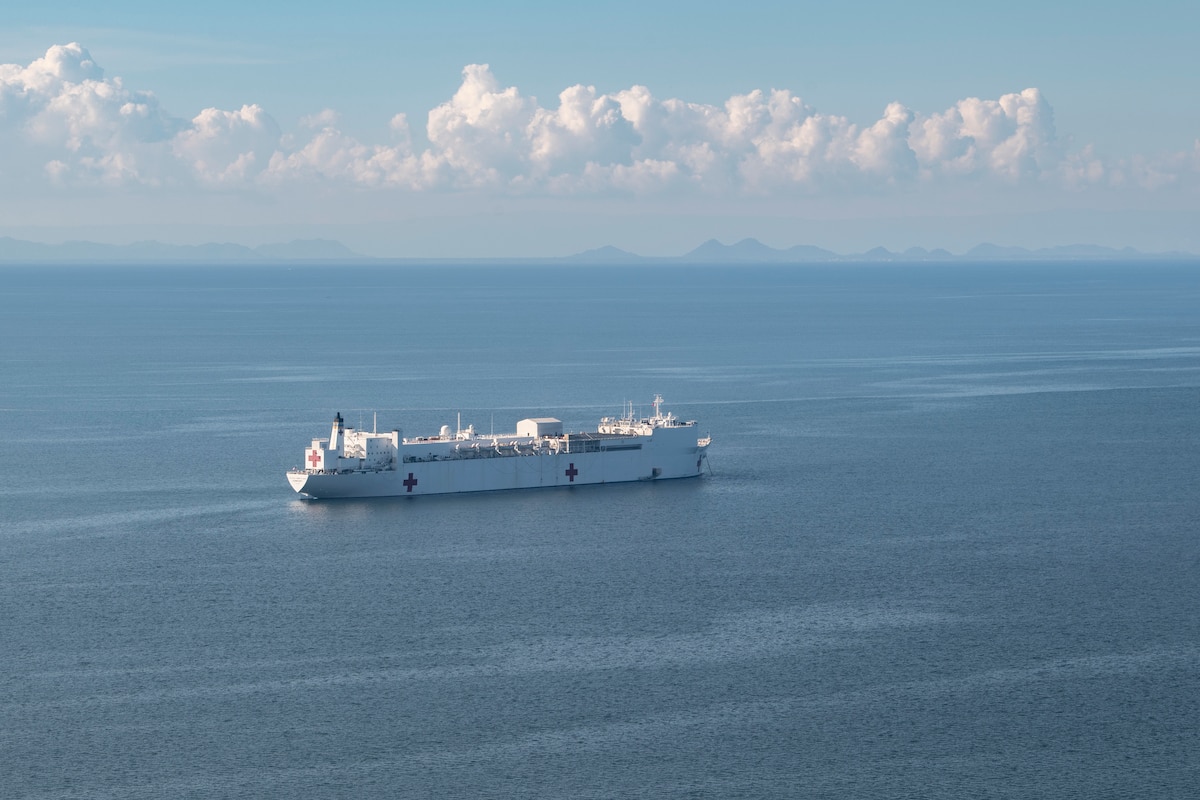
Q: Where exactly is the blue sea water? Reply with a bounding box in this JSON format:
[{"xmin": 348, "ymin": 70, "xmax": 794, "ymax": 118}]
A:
[{"xmin": 1, "ymin": 261, "xmax": 1198, "ymax": 798}]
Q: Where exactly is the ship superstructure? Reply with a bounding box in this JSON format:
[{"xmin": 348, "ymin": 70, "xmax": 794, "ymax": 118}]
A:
[{"xmin": 287, "ymin": 396, "xmax": 711, "ymax": 499}]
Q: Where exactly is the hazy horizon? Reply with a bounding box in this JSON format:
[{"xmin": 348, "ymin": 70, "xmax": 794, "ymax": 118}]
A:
[
  {"xmin": 2, "ymin": 3, "xmax": 1197, "ymax": 256},
  {"xmin": 1, "ymin": 232, "xmax": 1197, "ymax": 264}
]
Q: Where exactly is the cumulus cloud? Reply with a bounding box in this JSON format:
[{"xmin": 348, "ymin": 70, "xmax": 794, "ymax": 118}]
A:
[
  {"xmin": 1, "ymin": 43, "xmax": 181, "ymax": 184},
  {"xmin": 527, "ymin": 83, "xmax": 640, "ymax": 179},
  {"xmin": 264, "ymin": 124, "xmax": 438, "ymax": 189},
  {"xmin": 172, "ymin": 105, "xmax": 280, "ymax": 184},
  {"xmin": 1, "ymin": 43, "xmax": 1197, "ymax": 197},
  {"xmin": 908, "ymin": 88, "xmax": 1060, "ymax": 181},
  {"xmin": 422, "ymin": 63, "xmax": 537, "ymax": 186},
  {"xmin": 299, "ymin": 108, "xmax": 339, "ymax": 129}
]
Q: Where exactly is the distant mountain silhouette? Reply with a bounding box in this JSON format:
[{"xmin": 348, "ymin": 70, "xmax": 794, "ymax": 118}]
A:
[
  {"xmin": 858, "ymin": 246, "xmax": 897, "ymax": 260},
  {"xmin": 686, "ymin": 238, "xmax": 775, "ymax": 261},
  {"xmin": 902, "ymin": 246, "xmax": 954, "ymax": 260},
  {"xmin": 783, "ymin": 243, "xmax": 842, "ymax": 260},
  {"xmin": 0, "ymin": 234, "xmax": 1192, "ymax": 264},
  {"xmin": 681, "ymin": 238, "xmax": 838, "ymax": 262},
  {"xmin": 569, "ymin": 245, "xmax": 645, "ymax": 263}
]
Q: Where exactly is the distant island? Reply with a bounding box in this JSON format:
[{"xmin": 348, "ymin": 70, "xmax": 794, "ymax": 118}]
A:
[{"xmin": 0, "ymin": 235, "xmax": 1194, "ymax": 264}]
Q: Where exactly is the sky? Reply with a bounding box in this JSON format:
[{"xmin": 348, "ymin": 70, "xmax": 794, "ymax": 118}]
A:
[{"xmin": 2, "ymin": 1, "xmax": 1198, "ymax": 257}]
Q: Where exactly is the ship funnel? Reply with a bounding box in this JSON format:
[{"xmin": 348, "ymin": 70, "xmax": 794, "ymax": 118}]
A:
[{"xmin": 330, "ymin": 412, "xmax": 344, "ymax": 451}]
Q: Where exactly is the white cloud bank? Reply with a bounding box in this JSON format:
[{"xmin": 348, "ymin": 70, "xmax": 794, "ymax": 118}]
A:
[{"xmin": 2, "ymin": 43, "xmax": 1197, "ymax": 196}]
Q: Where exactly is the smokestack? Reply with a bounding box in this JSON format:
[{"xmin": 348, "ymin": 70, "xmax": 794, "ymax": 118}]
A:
[{"xmin": 329, "ymin": 412, "xmax": 344, "ymax": 451}]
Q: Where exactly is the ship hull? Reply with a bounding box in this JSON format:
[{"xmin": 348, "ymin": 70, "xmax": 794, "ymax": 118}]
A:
[
  {"xmin": 288, "ymin": 397, "xmax": 710, "ymax": 500},
  {"xmin": 288, "ymin": 445, "xmax": 705, "ymax": 499}
]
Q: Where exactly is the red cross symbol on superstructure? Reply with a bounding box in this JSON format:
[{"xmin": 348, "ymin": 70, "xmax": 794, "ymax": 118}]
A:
[
  {"xmin": 403, "ymin": 472, "xmax": 418, "ymax": 492},
  {"xmin": 308, "ymin": 450, "xmax": 321, "ymax": 468},
  {"xmin": 565, "ymin": 463, "xmax": 578, "ymax": 482}
]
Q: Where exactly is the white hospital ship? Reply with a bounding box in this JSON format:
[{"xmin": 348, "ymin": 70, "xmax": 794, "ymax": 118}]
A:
[{"xmin": 287, "ymin": 395, "xmax": 711, "ymax": 499}]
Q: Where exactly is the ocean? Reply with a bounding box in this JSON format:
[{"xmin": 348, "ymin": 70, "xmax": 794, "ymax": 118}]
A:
[{"xmin": 2, "ymin": 261, "xmax": 1198, "ymax": 798}]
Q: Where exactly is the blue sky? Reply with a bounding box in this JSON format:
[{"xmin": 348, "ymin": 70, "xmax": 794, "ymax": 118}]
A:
[{"xmin": 2, "ymin": 1, "xmax": 1198, "ymax": 256}]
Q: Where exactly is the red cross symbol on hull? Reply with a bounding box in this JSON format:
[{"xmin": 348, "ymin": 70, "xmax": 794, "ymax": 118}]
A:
[
  {"xmin": 308, "ymin": 450, "xmax": 321, "ymax": 468},
  {"xmin": 403, "ymin": 473, "xmax": 418, "ymax": 492},
  {"xmin": 565, "ymin": 463, "xmax": 579, "ymax": 482}
]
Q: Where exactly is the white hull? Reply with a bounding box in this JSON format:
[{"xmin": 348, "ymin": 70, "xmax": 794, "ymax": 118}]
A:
[
  {"xmin": 288, "ymin": 441, "xmax": 703, "ymax": 499},
  {"xmin": 287, "ymin": 397, "xmax": 710, "ymax": 500}
]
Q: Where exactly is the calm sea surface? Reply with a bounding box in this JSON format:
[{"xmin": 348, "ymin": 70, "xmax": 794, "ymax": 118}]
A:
[{"xmin": 2, "ymin": 262, "xmax": 1198, "ymax": 798}]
